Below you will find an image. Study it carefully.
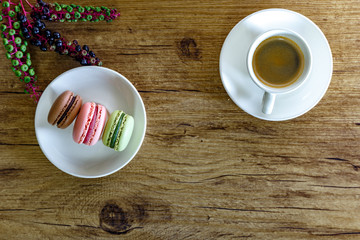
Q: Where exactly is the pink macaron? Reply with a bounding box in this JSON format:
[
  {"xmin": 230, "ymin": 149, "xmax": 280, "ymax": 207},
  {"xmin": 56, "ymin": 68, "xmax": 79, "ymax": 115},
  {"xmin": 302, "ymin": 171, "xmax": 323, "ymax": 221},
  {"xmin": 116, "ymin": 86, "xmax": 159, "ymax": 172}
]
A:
[{"xmin": 73, "ymin": 102, "xmax": 107, "ymax": 146}]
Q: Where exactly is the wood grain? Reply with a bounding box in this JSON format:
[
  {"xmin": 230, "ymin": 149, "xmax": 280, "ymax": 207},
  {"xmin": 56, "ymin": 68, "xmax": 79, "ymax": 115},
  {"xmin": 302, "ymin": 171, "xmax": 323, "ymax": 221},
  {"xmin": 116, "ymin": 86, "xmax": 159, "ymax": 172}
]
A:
[{"xmin": 1, "ymin": 0, "xmax": 360, "ymax": 239}]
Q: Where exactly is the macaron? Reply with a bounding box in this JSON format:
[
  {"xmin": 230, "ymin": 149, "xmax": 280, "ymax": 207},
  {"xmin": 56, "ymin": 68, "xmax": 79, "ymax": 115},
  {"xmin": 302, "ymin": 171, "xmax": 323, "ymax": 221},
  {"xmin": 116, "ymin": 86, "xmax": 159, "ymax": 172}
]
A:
[
  {"xmin": 102, "ymin": 110, "xmax": 134, "ymax": 151},
  {"xmin": 73, "ymin": 102, "xmax": 107, "ymax": 146},
  {"xmin": 48, "ymin": 90, "xmax": 82, "ymax": 129}
]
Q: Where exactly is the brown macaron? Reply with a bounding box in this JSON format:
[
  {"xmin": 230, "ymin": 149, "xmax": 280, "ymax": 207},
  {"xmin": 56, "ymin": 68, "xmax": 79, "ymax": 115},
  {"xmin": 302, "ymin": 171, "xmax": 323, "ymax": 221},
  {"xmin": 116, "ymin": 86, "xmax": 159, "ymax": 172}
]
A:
[{"xmin": 48, "ymin": 90, "xmax": 82, "ymax": 129}]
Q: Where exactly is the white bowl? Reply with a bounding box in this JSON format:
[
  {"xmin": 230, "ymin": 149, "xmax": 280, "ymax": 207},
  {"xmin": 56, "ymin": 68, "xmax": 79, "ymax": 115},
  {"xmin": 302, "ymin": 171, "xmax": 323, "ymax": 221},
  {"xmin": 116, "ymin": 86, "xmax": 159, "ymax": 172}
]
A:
[{"xmin": 35, "ymin": 66, "xmax": 147, "ymax": 178}]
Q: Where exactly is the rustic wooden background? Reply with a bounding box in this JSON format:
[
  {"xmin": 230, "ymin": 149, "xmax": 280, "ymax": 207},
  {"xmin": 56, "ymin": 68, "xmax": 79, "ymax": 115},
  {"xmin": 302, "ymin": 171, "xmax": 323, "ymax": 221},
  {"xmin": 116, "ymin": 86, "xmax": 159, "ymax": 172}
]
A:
[{"xmin": 1, "ymin": 0, "xmax": 360, "ymax": 239}]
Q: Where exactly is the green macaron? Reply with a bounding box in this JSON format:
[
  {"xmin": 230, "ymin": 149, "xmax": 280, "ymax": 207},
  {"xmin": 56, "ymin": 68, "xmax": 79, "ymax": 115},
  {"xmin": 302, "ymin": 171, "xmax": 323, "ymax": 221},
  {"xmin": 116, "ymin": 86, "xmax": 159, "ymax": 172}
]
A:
[{"xmin": 102, "ymin": 110, "xmax": 134, "ymax": 151}]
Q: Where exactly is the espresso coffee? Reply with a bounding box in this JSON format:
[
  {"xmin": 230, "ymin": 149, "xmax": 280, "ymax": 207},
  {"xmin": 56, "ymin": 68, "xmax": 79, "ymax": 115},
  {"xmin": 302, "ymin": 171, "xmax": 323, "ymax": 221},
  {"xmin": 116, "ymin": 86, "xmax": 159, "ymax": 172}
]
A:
[{"xmin": 252, "ymin": 36, "xmax": 304, "ymax": 88}]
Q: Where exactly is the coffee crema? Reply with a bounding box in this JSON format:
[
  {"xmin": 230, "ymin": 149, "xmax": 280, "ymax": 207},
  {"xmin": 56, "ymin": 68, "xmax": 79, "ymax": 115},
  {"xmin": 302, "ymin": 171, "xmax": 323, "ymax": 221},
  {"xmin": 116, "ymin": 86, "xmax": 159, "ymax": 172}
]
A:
[{"xmin": 252, "ymin": 36, "xmax": 305, "ymax": 88}]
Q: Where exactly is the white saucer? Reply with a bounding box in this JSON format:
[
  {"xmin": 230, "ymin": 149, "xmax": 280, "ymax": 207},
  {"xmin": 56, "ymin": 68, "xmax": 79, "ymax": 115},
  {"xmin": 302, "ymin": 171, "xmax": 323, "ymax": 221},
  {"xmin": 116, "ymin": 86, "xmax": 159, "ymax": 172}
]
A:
[
  {"xmin": 219, "ymin": 9, "xmax": 333, "ymax": 121},
  {"xmin": 35, "ymin": 66, "xmax": 147, "ymax": 178}
]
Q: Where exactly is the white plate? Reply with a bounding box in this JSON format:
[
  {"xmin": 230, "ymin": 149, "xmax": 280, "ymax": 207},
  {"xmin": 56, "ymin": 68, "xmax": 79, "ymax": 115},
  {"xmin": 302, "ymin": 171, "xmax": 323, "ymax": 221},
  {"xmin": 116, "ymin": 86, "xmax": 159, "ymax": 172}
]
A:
[
  {"xmin": 35, "ymin": 66, "xmax": 147, "ymax": 178},
  {"xmin": 219, "ymin": 8, "xmax": 333, "ymax": 121}
]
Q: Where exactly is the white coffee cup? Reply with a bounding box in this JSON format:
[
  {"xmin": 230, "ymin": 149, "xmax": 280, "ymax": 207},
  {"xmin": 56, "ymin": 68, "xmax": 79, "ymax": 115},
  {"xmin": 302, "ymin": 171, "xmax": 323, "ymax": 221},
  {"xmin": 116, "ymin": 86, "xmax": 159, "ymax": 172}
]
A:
[{"xmin": 247, "ymin": 29, "xmax": 312, "ymax": 114}]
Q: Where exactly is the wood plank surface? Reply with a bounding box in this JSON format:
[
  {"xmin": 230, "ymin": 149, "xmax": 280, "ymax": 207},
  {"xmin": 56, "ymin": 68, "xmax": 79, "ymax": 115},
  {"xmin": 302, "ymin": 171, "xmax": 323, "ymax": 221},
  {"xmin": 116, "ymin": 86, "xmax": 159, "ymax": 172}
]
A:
[{"xmin": 1, "ymin": 0, "xmax": 360, "ymax": 239}]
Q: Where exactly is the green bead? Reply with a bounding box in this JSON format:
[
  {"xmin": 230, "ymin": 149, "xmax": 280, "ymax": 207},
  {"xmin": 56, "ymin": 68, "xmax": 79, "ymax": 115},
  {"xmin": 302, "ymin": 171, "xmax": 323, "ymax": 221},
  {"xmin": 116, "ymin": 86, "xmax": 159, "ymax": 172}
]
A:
[
  {"xmin": 8, "ymin": 10, "xmax": 15, "ymax": 17},
  {"xmin": 11, "ymin": 67, "xmax": 16, "ymax": 72},
  {"xmin": 2, "ymin": 2, "xmax": 10, "ymax": 8},
  {"xmin": 101, "ymin": 6, "xmax": 109, "ymax": 10},
  {"xmin": 74, "ymin": 12, "xmax": 81, "ymax": 19},
  {"xmin": 94, "ymin": 19, "xmax": 99, "ymax": 22},
  {"xmin": 27, "ymin": 53, "xmax": 31, "ymax": 59},
  {"xmin": 67, "ymin": 6, "xmax": 73, "ymax": 12},
  {"xmin": 12, "ymin": 59, "xmax": 19, "ymax": 66},
  {"xmin": 24, "ymin": 40, "xmax": 28, "ymax": 46},
  {"xmin": 80, "ymin": 18, "xmax": 86, "ymax": 22},
  {"xmin": 60, "ymin": 18, "xmax": 65, "ymax": 22},
  {"xmin": 15, "ymin": 37, "xmax": 22, "ymax": 45},
  {"xmin": 106, "ymin": 10, "xmax": 111, "ymax": 16},
  {"xmin": 9, "ymin": 29, "xmax": 16, "ymax": 36},
  {"xmin": 70, "ymin": 4, "xmax": 76, "ymax": 8},
  {"xmin": 85, "ymin": 6, "xmax": 91, "ymax": 11},
  {"xmin": 86, "ymin": 15, "xmax": 92, "ymax": 21},
  {"xmin": 14, "ymin": 5, "xmax": 20, "ymax": 12},
  {"xmin": 61, "ymin": 4, "xmax": 67, "ymax": 8},
  {"xmin": 1, "ymin": 33, "xmax": 5, "ymax": 38},
  {"xmin": 13, "ymin": 21, "xmax": 20, "ymax": 29},
  {"xmin": 1, "ymin": 24, "xmax": 6, "ymax": 31},
  {"xmin": 65, "ymin": 13, "xmax": 71, "ymax": 19},
  {"xmin": 72, "ymin": 19, "xmax": 77, "ymax": 22},
  {"xmin": 3, "ymin": 38, "xmax": 8, "ymax": 45},
  {"xmin": 55, "ymin": 5, "xmax": 61, "ymax": 11},
  {"xmin": 15, "ymin": 70, "xmax": 21, "ymax": 77},
  {"xmin": 99, "ymin": 15, "xmax": 105, "ymax": 21},
  {"xmin": 24, "ymin": 76, "xmax": 31, "ymax": 83},
  {"xmin": 0, "ymin": 15, "xmax": 3, "ymax": 21},
  {"xmin": 51, "ymin": 14, "xmax": 58, "ymax": 20},
  {"xmin": 15, "ymin": 51, "xmax": 23, "ymax": 58},
  {"xmin": 29, "ymin": 68, "xmax": 35, "ymax": 76},
  {"xmin": 78, "ymin": 6, "xmax": 84, "ymax": 13},
  {"xmin": 6, "ymin": 53, "xmax": 11, "ymax": 59},
  {"xmin": 20, "ymin": 45, "xmax": 26, "ymax": 52},
  {"xmin": 26, "ymin": 59, "xmax": 31, "ymax": 66},
  {"xmin": 95, "ymin": 7, "xmax": 101, "ymax": 12},
  {"xmin": 21, "ymin": 64, "xmax": 28, "ymax": 72},
  {"xmin": 6, "ymin": 44, "xmax": 13, "ymax": 52}
]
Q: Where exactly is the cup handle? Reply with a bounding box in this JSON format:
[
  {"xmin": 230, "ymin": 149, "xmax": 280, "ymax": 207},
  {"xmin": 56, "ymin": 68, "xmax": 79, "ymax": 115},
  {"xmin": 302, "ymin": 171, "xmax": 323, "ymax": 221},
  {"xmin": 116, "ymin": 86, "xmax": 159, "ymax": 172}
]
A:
[{"xmin": 262, "ymin": 92, "xmax": 276, "ymax": 114}]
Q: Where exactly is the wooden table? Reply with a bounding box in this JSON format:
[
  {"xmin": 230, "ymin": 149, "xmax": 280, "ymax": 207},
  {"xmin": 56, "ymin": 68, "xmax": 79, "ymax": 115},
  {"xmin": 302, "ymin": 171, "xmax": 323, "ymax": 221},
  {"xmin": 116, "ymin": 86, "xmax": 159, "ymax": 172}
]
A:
[{"xmin": 1, "ymin": 0, "xmax": 360, "ymax": 239}]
